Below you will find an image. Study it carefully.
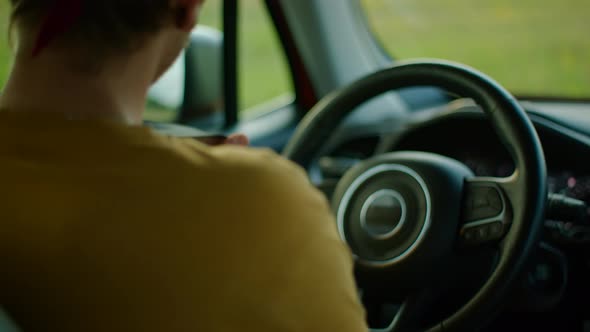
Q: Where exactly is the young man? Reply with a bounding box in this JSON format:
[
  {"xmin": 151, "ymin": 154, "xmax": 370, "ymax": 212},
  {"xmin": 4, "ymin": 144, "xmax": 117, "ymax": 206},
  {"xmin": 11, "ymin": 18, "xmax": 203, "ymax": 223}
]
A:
[{"xmin": 0, "ymin": 0, "xmax": 368, "ymax": 331}]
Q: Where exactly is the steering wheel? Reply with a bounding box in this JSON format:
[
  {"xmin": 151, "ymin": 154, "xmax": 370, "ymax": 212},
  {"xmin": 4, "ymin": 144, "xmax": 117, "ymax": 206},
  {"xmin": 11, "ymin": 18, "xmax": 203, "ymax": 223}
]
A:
[{"xmin": 283, "ymin": 60, "xmax": 547, "ymax": 331}]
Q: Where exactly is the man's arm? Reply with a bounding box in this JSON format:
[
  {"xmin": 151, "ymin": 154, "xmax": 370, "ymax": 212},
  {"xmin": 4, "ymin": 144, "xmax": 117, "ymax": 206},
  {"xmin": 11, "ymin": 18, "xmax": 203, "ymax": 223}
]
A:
[{"xmin": 220, "ymin": 150, "xmax": 369, "ymax": 331}]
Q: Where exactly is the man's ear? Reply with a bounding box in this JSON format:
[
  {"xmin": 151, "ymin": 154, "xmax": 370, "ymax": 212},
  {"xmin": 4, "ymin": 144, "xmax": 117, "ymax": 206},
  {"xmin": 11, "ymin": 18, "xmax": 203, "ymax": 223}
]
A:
[{"xmin": 172, "ymin": 0, "xmax": 204, "ymax": 32}]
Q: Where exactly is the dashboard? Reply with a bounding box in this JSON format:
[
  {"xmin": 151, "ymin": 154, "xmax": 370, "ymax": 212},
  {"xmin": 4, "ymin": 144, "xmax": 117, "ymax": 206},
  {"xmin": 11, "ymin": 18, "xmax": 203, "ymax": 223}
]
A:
[
  {"xmin": 319, "ymin": 100, "xmax": 590, "ymax": 224},
  {"xmin": 389, "ymin": 115, "xmax": 590, "ymax": 214}
]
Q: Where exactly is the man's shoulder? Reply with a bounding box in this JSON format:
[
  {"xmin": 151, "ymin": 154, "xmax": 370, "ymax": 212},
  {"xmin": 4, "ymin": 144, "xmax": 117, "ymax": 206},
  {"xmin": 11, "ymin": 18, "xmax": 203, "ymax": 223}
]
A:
[
  {"xmin": 160, "ymin": 138, "xmax": 333, "ymax": 232},
  {"xmin": 160, "ymin": 138, "xmax": 313, "ymax": 196}
]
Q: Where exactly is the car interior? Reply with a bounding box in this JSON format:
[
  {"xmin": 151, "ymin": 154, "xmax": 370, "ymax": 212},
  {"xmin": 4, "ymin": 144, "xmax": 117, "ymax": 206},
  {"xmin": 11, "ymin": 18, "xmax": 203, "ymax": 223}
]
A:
[{"xmin": 0, "ymin": 0, "xmax": 589, "ymax": 331}]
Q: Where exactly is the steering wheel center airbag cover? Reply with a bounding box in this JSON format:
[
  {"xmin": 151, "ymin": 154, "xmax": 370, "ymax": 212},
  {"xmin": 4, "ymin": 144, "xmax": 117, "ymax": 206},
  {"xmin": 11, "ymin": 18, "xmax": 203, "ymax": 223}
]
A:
[
  {"xmin": 337, "ymin": 164, "xmax": 431, "ymax": 265},
  {"xmin": 360, "ymin": 189, "xmax": 407, "ymax": 240}
]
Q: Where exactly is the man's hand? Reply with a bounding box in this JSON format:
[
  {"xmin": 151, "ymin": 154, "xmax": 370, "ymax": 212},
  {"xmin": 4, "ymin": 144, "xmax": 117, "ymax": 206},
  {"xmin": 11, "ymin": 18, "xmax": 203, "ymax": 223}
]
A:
[
  {"xmin": 224, "ymin": 133, "xmax": 249, "ymax": 146},
  {"xmin": 196, "ymin": 133, "xmax": 249, "ymax": 146}
]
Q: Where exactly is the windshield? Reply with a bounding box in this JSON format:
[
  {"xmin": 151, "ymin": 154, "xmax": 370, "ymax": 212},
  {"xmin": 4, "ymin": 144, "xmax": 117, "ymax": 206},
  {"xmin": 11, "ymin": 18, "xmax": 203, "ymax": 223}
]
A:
[{"xmin": 361, "ymin": 0, "xmax": 590, "ymax": 99}]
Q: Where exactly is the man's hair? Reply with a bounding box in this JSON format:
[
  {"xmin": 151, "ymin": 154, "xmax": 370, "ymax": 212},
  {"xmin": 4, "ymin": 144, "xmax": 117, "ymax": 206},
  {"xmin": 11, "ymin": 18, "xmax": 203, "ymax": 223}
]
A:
[{"xmin": 9, "ymin": 0, "xmax": 172, "ymax": 53}]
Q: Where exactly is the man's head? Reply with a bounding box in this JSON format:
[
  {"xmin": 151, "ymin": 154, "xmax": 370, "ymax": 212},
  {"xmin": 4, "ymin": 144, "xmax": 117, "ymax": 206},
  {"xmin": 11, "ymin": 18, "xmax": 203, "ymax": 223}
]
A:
[{"xmin": 8, "ymin": 0, "xmax": 204, "ymax": 79}]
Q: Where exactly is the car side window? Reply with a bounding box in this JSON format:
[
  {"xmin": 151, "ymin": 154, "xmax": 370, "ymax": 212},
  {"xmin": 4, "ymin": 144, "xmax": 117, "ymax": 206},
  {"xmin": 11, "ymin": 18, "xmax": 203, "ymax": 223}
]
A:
[
  {"xmin": 0, "ymin": 1, "xmax": 11, "ymax": 90},
  {"xmin": 144, "ymin": 0, "xmax": 292, "ymax": 126},
  {"xmin": 238, "ymin": 0, "xmax": 292, "ymax": 115},
  {"xmin": 145, "ymin": 1, "xmax": 223, "ymax": 124}
]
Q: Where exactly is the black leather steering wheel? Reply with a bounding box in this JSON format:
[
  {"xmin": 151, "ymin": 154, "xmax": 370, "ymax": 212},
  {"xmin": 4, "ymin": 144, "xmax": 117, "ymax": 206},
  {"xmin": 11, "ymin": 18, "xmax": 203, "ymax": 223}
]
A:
[{"xmin": 283, "ymin": 60, "xmax": 547, "ymax": 331}]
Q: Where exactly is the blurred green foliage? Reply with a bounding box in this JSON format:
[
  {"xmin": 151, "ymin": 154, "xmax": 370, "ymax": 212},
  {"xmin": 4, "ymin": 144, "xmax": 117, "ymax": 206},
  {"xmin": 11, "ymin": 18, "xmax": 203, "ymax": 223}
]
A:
[
  {"xmin": 0, "ymin": 1, "xmax": 11, "ymax": 88},
  {"xmin": 362, "ymin": 0, "xmax": 590, "ymax": 98}
]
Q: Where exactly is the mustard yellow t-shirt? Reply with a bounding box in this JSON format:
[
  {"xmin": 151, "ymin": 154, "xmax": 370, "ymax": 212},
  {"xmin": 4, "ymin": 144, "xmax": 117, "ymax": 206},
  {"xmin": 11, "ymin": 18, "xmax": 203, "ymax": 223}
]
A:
[{"xmin": 0, "ymin": 112, "xmax": 368, "ymax": 332}]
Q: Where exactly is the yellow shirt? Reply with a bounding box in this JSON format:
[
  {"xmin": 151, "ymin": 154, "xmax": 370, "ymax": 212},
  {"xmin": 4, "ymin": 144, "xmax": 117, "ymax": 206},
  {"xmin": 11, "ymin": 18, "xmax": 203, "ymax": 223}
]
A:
[{"xmin": 0, "ymin": 112, "xmax": 368, "ymax": 332}]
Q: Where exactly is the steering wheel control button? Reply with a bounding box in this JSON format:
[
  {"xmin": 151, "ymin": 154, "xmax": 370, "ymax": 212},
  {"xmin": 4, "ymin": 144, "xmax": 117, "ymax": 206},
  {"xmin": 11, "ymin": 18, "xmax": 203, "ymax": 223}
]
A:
[
  {"xmin": 476, "ymin": 226, "xmax": 489, "ymax": 240},
  {"xmin": 488, "ymin": 222, "xmax": 504, "ymax": 238},
  {"xmin": 463, "ymin": 229, "xmax": 476, "ymax": 241},
  {"xmin": 460, "ymin": 182, "xmax": 512, "ymax": 246},
  {"xmin": 461, "ymin": 222, "xmax": 505, "ymax": 245},
  {"xmin": 360, "ymin": 190, "xmax": 407, "ymax": 240},
  {"xmin": 463, "ymin": 184, "xmax": 505, "ymax": 223}
]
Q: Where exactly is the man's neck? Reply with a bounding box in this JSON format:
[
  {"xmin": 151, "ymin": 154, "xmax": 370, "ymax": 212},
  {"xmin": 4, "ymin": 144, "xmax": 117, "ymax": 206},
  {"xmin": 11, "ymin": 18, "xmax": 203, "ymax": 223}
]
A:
[{"xmin": 0, "ymin": 44, "xmax": 160, "ymax": 126}]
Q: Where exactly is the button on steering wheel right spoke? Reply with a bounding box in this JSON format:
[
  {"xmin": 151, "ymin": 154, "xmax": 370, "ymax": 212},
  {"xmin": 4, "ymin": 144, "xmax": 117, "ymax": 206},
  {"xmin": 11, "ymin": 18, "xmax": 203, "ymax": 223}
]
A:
[{"xmin": 459, "ymin": 176, "xmax": 518, "ymax": 247}]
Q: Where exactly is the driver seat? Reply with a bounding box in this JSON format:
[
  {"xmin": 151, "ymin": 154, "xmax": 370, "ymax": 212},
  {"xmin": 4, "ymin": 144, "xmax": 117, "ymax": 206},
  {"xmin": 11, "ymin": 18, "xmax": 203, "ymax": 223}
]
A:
[{"xmin": 0, "ymin": 309, "xmax": 21, "ymax": 332}]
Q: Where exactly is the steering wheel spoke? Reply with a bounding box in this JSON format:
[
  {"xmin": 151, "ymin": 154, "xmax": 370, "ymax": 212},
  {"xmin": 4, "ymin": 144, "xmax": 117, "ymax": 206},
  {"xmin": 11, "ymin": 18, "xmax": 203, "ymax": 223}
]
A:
[
  {"xmin": 368, "ymin": 289, "xmax": 439, "ymax": 332},
  {"xmin": 459, "ymin": 177, "xmax": 516, "ymax": 246}
]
